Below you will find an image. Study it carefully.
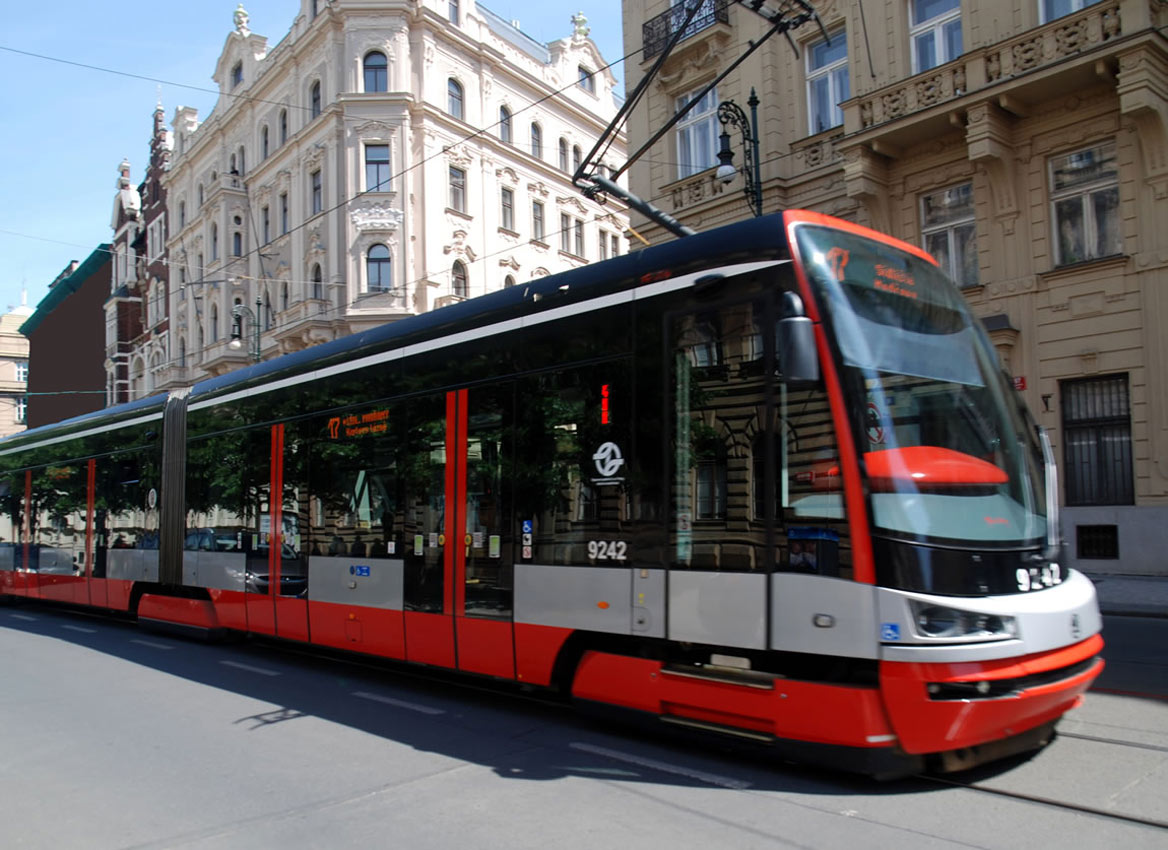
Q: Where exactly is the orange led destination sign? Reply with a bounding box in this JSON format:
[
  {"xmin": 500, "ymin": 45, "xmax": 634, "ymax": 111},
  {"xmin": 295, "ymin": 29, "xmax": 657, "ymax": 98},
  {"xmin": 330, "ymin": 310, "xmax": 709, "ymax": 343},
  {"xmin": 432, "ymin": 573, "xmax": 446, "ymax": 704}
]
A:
[
  {"xmin": 873, "ymin": 262, "xmax": 918, "ymax": 300},
  {"xmin": 328, "ymin": 408, "xmax": 389, "ymax": 439}
]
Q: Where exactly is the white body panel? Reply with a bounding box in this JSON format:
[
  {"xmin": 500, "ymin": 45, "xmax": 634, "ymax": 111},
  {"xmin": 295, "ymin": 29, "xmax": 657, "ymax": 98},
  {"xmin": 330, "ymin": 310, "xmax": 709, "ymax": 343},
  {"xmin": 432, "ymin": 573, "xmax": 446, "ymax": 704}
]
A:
[
  {"xmin": 770, "ymin": 574, "xmax": 879, "ymax": 659},
  {"xmin": 669, "ymin": 571, "xmax": 767, "ymax": 649},
  {"xmin": 309, "ymin": 556, "xmax": 403, "ymax": 609}
]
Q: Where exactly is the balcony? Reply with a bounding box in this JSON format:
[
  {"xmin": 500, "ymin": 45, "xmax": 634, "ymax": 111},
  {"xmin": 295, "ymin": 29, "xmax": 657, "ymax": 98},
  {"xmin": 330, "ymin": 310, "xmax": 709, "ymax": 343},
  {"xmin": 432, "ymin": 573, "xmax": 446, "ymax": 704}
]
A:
[
  {"xmin": 848, "ymin": 3, "xmax": 1128, "ymax": 141},
  {"xmin": 642, "ymin": 0, "xmax": 731, "ymax": 61}
]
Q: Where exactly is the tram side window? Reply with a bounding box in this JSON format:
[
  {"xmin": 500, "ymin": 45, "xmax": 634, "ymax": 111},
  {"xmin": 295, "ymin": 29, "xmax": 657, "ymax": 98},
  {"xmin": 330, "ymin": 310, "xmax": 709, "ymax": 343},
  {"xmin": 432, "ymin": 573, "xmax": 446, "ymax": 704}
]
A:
[
  {"xmin": 184, "ymin": 430, "xmax": 266, "ymax": 556},
  {"xmin": 671, "ymin": 301, "xmax": 768, "ymax": 571},
  {"xmin": 309, "ymin": 419, "xmax": 403, "ymax": 559},
  {"xmin": 30, "ymin": 464, "xmax": 88, "ymax": 574},
  {"xmin": 775, "ymin": 383, "xmax": 853, "ymax": 578},
  {"xmin": 0, "ymin": 473, "xmax": 21, "ymax": 569},
  {"xmin": 95, "ymin": 451, "xmax": 161, "ymax": 577},
  {"xmin": 514, "ymin": 363, "xmax": 631, "ymax": 566}
]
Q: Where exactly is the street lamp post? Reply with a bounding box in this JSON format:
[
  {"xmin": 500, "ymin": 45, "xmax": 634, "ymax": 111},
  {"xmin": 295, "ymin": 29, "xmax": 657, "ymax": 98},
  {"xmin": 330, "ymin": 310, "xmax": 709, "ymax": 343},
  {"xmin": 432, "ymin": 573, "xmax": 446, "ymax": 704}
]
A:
[
  {"xmin": 229, "ymin": 298, "xmax": 263, "ymax": 362},
  {"xmin": 715, "ymin": 89, "xmax": 763, "ymax": 217}
]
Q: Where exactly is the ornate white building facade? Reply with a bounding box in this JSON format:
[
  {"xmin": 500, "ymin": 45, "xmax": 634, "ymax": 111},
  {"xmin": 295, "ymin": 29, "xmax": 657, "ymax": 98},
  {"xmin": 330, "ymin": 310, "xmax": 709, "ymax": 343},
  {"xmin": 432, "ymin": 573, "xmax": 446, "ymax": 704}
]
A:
[{"xmin": 155, "ymin": 0, "xmax": 626, "ymax": 385}]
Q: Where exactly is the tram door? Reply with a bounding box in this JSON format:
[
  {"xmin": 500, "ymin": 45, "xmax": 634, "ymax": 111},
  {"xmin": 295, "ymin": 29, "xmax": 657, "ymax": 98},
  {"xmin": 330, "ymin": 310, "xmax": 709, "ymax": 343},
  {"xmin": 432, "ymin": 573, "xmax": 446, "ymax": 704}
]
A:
[
  {"xmin": 402, "ymin": 387, "xmax": 514, "ymax": 677},
  {"xmin": 245, "ymin": 424, "xmax": 309, "ymax": 641}
]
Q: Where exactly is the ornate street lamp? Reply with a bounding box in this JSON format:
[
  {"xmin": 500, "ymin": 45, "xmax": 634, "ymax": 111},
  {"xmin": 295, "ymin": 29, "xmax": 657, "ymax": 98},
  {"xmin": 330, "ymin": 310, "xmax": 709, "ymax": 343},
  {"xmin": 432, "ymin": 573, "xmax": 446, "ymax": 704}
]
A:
[
  {"xmin": 715, "ymin": 89, "xmax": 763, "ymax": 217},
  {"xmin": 229, "ymin": 298, "xmax": 263, "ymax": 362}
]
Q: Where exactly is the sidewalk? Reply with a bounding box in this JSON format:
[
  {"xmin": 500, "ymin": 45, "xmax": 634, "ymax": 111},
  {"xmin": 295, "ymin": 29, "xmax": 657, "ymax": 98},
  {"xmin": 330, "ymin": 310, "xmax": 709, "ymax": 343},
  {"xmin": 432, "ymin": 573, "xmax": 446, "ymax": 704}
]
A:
[{"xmin": 1083, "ymin": 572, "xmax": 1168, "ymax": 618}]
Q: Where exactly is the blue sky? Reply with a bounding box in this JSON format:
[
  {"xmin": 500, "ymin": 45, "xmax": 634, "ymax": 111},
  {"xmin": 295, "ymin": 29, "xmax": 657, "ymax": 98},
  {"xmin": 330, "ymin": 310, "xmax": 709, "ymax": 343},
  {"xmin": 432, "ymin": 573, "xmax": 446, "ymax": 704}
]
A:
[{"xmin": 0, "ymin": 0, "xmax": 626, "ymax": 318}]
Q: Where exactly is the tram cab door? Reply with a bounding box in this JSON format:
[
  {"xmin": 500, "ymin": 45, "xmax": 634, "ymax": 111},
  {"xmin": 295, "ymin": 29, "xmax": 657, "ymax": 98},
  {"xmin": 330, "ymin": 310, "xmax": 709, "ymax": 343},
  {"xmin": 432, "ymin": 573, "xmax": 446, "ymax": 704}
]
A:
[
  {"xmin": 402, "ymin": 388, "xmax": 515, "ymax": 678},
  {"xmin": 246, "ymin": 424, "xmax": 309, "ymax": 641}
]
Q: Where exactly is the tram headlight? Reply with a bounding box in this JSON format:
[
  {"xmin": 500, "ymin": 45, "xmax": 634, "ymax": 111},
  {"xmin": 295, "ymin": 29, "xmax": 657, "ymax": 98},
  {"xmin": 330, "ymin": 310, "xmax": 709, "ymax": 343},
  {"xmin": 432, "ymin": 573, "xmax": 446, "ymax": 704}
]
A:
[{"xmin": 909, "ymin": 601, "xmax": 1018, "ymax": 641}]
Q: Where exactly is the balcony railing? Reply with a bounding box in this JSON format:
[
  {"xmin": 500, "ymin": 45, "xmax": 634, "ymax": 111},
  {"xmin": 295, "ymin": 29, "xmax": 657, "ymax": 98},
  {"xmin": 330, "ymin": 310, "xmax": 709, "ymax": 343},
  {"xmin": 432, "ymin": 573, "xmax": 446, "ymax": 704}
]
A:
[{"xmin": 642, "ymin": 0, "xmax": 731, "ymax": 61}]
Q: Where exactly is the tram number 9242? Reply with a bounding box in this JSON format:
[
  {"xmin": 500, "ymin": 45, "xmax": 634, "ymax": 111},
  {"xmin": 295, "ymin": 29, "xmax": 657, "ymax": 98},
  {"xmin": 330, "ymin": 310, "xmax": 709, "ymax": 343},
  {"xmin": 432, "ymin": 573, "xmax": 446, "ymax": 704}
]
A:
[
  {"xmin": 588, "ymin": 540, "xmax": 628, "ymax": 562},
  {"xmin": 1017, "ymin": 564, "xmax": 1063, "ymax": 593}
]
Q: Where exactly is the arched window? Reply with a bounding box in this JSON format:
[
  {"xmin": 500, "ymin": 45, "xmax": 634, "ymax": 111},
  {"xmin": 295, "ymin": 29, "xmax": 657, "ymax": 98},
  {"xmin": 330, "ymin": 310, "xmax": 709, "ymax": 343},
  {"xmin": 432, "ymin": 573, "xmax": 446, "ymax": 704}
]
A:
[
  {"xmin": 364, "ymin": 51, "xmax": 388, "ymax": 92},
  {"xmin": 211, "ymin": 224, "xmax": 219, "ymax": 260},
  {"xmin": 237, "ymin": 146, "xmax": 245, "ymax": 176},
  {"xmin": 229, "ymin": 153, "xmax": 237, "ymax": 173},
  {"xmin": 179, "ymin": 336, "xmax": 187, "ymax": 369},
  {"xmin": 310, "ymin": 80, "xmax": 322, "ymax": 118},
  {"xmin": 282, "ymin": 281, "xmax": 289, "ymax": 312},
  {"xmin": 178, "ymin": 201, "xmax": 186, "ymax": 228},
  {"xmin": 197, "ymin": 184, "xmax": 204, "ymax": 207},
  {"xmin": 279, "ymin": 109, "xmax": 288, "ymax": 144},
  {"xmin": 504, "ymin": 274, "xmax": 515, "ymax": 288},
  {"xmin": 232, "ymin": 231, "xmax": 242, "ymax": 257},
  {"xmin": 573, "ymin": 144, "xmax": 582, "ymax": 174},
  {"xmin": 210, "ymin": 304, "xmax": 219, "ymax": 342},
  {"xmin": 498, "ymin": 106, "xmax": 512, "ymax": 143},
  {"xmin": 231, "ymin": 61, "xmax": 243, "ymax": 89},
  {"xmin": 261, "ymin": 125, "xmax": 269, "ymax": 159},
  {"xmin": 312, "ymin": 264, "xmax": 323, "ymax": 300},
  {"xmin": 447, "ymin": 78, "xmax": 463, "ymax": 120},
  {"xmin": 264, "ymin": 294, "xmax": 273, "ymax": 330},
  {"xmin": 452, "ymin": 260, "xmax": 468, "ymax": 298},
  {"xmin": 367, "ymin": 244, "xmax": 391, "ymax": 292},
  {"xmin": 558, "ymin": 137, "xmax": 569, "ymax": 171},
  {"xmin": 530, "ymin": 122, "xmax": 542, "ymax": 159}
]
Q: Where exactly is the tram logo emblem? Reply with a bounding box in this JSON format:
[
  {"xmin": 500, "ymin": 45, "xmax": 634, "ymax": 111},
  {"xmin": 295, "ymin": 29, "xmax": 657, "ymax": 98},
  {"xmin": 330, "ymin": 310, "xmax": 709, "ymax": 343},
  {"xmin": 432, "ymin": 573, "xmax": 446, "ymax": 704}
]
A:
[{"xmin": 592, "ymin": 441, "xmax": 625, "ymax": 484}]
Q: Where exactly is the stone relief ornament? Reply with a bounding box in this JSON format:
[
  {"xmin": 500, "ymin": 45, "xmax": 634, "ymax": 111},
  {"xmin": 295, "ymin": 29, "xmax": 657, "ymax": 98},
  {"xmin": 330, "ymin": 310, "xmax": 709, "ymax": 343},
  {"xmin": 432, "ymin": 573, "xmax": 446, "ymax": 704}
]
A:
[{"xmin": 350, "ymin": 204, "xmax": 403, "ymax": 232}]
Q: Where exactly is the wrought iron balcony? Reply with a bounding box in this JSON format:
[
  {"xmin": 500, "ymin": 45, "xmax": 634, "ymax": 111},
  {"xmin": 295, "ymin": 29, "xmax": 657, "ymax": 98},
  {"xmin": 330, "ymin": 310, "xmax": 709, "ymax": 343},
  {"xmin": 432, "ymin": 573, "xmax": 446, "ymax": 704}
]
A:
[{"xmin": 642, "ymin": 0, "xmax": 731, "ymax": 62}]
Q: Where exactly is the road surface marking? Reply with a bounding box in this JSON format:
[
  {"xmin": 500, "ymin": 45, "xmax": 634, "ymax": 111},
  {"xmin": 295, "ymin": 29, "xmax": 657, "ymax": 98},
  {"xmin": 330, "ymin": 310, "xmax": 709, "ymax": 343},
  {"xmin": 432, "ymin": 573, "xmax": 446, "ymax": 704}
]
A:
[
  {"xmin": 569, "ymin": 742, "xmax": 751, "ymax": 790},
  {"xmin": 220, "ymin": 660, "xmax": 281, "ymax": 677},
  {"xmin": 131, "ymin": 639, "xmax": 175, "ymax": 650},
  {"xmin": 352, "ymin": 691, "xmax": 445, "ymax": 715},
  {"xmin": 61, "ymin": 624, "xmax": 97, "ymax": 634},
  {"xmin": 9, "ymin": 613, "xmax": 37, "ymax": 621}
]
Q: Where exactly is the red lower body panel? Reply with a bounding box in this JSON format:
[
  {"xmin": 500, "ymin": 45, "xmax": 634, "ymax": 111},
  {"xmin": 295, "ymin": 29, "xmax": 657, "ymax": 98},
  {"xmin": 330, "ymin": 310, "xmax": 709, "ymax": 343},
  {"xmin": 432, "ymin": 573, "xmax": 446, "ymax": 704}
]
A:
[
  {"xmin": 404, "ymin": 611, "xmax": 456, "ymax": 668},
  {"xmin": 456, "ymin": 617, "xmax": 515, "ymax": 679},
  {"xmin": 139, "ymin": 595, "xmax": 221, "ymax": 630},
  {"xmin": 309, "ymin": 600, "xmax": 405, "ymax": 659},
  {"xmin": 514, "ymin": 623, "xmax": 572, "ymax": 686},
  {"xmin": 881, "ymin": 633, "xmax": 1104, "ymax": 754},
  {"xmin": 208, "ymin": 590, "xmax": 248, "ymax": 631},
  {"xmin": 571, "ymin": 651, "xmax": 897, "ymax": 749}
]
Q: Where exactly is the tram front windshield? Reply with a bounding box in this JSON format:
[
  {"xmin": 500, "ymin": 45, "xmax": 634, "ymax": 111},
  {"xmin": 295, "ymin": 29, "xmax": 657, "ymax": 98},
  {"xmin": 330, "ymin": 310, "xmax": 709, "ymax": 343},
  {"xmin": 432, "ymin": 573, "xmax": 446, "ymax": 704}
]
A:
[{"xmin": 794, "ymin": 224, "xmax": 1047, "ymax": 548}]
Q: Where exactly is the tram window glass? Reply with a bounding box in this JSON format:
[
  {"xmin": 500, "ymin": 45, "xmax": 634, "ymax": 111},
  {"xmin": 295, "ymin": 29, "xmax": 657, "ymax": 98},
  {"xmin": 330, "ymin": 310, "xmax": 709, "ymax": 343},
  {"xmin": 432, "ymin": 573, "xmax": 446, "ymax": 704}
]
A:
[
  {"xmin": 30, "ymin": 463, "xmax": 87, "ymax": 575},
  {"xmin": 0, "ymin": 472, "xmax": 22, "ymax": 569},
  {"xmin": 518, "ymin": 302, "xmax": 632, "ymax": 373},
  {"xmin": 463, "ymin": 383, "xmax": 513, "ymax": 618},
  {"xmin": 309, "ymin": 410, "xmax": 402, "ymax": 560},
  {"xmin": 514, "ymin": 363, "xmax": 630, "ymax": 566},
  {"xmin": 96, "ymin": 450, "xmax": 161, "ymax": 576},
  {"xmin": 184, "ymin": 429, "xmax": 262, "ymax": 578}
]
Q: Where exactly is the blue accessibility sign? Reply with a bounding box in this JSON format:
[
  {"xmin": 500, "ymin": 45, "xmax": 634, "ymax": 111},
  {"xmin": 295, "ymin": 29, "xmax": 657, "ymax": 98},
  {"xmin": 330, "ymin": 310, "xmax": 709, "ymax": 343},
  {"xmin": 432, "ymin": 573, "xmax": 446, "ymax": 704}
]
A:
[
  {"xmin": 880, "ymin": 623, "xmax": 901, "ymax": 641},
  {"xmin": 350, "ymin": 565, "xmax": 371, "ymax": 577},
  {"xmin": 522, "ymin": 520, "xmax": 533, "ymax": 534}
]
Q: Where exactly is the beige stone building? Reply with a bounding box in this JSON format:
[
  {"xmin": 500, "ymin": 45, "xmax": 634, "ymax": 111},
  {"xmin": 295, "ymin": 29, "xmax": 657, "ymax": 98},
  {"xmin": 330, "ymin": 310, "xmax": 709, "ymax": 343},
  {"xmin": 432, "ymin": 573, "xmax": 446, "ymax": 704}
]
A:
[
  {"xmin": 0, "ymin": 298, "xmax": 32, "ymax": 438},
  {"xmin": 621, "ymin": 0, "xmax": 1167, "ymax": 575}
]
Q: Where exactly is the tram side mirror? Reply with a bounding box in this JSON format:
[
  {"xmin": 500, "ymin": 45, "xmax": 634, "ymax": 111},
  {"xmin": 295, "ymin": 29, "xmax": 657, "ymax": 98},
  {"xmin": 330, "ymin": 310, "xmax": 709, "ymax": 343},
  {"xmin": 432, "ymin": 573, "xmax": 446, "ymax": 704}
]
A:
[{"xmin": 778, "ymin": 292, "xmax": 820, "ymax": 383}]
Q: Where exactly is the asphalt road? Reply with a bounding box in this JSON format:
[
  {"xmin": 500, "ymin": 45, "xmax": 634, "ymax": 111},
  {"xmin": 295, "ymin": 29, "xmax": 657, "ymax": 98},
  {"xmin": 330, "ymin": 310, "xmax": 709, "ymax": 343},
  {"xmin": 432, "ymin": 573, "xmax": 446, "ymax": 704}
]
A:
[{"xmin": 1, "ymin": 605, "xmax": 1164, "ymax": 849}]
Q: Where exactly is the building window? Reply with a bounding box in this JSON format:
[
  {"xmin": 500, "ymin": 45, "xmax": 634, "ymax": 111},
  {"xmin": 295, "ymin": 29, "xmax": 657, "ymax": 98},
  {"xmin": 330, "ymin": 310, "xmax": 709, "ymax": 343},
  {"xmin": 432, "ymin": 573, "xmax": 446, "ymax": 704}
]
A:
[
  {"xmin": 504, "ymin": 274, "xmax": 516, "ymax": 288},
  {"xmin": 560, "ymin": 213, "xmax": 571, "ymax": 253},
  {"xmin": 279, "ymin": 109, "xmax": 288, "ymax": 145},
  {"xmin": 911, "ymin": 0, "xmax": 962, "ymax": 73},
  {"xmin": 364, "ymin": 51, "xmax": 387, "ymax": 93},
  {"xmin": 611, "ymin": 233, "xmax": 620, "ymax": 257},
  {"xmin": 574, "ymin": 219, "xmax": 585, "ymax": 257},
  {"xmin": 807, "ymin": 29, "xmax": 849, "ymax": 134},
  {"xmin": 695, "ymin": 459, "xmax": 727, "ymax": 520},
  {"xmin": 312, "ymin": 264, "xmax": 324, "ymax": 300},
  {"xmin": 449, "ymin": 0, "xmax": 460, "ymax": 24},
  {"xmin": 577, "ymin": 66, "xmax": 595, "ymax": 93},
  {"xmin": 282, "ymin": 281, "xmax": 289, "ymax": 312},
  {"xmin": 599, "ymin": 231, "xmax": 609, "ymax": 260},
  {"xmin": 559, "ymin": 137, "xmax": 570, "ymax": 171},
  {"xmin": 367, "ymin": 244, "xmax": 392, "ymax": 292},
  {"xmin": 211, "ymin": 224, "xmax": 219, "ymax": 261},
  {"xmin": 179, "ymin": 200, "xmax": 186, "ymax": 228},
  {"xmin": 1062, "ymin": 374, "xmax": 1134, "ymax": 506},
  {"xmin": 921, "ymin": 183, "xmax": 978, "ymax": 287},
  {"xmin": 232, "ymin": 231, "xmax": 243, "ymax": 257},
  {"xmin": 532, "ymin": 200, "xmax": 545, "ymax": 242},
  {"xmin": 210, "ymin": 304, "xmax": 219, "ymax": 343},
  {"xmin": 449, "ymin": 166, "xmax": 466, "ymax": 212},
  {"xmin": 365, "ymin": 144, "xmax": 391, "ymax": 192},
  {"xmin": 16, "ymin": 397, "xmax": 26, "ymax": 424},
  {"xmin": 261, "ymin": 125, "xmax": 269, "ymax": 159},
  {"xmin": 448, "ymin": 78, "xmax": 464, "ymax": 120},
  {"xmin": 310, "ymin": 81, "xmax": 322, "ymax": 119},
  {"xmin": 16, "ymin": 361, "xmax": 28, "ymax": 383},
  {"xmin": 311, "ymin": 169, "xmax": 323, "ymax": 215},
  {"xmin": 500, "ymin": 187, "xmax": 515, "ymax": 231},
  {"xmin": 452, "ymin": 261, "xmax": 468, "ymax": 297},
  {"xmin": 1050, "ymin": 141, "xmax": 1121, "ymax": 266},
  {"xmin": 197, "ymin": 184, "xmax": 204, "ymax": 207},
  {"xmin": 279, "ymin": 192, "xmax": 289, "ymax": 234},
  {"xmin": 1041, "ymin": 0, "xmax": 1101, "ymax": 23},
  {"xmin": 572, "ymin": 145, "xmax": 582, "ymax": 174},
  {"xmin": 262, "ymin": 205, "xmax": 271, "ymax": 244},
  {"xmin": 231, "ymin": 61, "xmax": 243, "ymax": 89},
  {"xmin": 499, "ymin": 106, "xmax": 512, "ymax": 143},
  {"xmin": 675, "ymin": 86, "xmax": 719, "ymax": 179},
  {"xmin": 530, "ymin": 122, "xmax": 543, "ymax": 159}
]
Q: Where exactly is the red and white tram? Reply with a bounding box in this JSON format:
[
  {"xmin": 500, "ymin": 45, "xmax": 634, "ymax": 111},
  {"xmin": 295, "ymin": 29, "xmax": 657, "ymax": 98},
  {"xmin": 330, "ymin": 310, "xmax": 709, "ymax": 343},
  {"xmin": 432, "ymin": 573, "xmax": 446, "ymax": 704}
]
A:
[{"xmin": 0, "ymin": 211, "xmax": 1102, "ymax": 776}]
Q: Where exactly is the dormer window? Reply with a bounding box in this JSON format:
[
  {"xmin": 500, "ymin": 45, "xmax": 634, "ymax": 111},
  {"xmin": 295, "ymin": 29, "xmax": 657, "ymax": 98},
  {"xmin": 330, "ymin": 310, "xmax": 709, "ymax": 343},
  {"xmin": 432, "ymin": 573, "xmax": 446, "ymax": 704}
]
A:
[
  {"xmin": 577, "ymin": 66, "xmax": 595, "ymax": 94},
  {"xmin": 231, "ymin": 61, "xmax": 243, "ymax": 89}
]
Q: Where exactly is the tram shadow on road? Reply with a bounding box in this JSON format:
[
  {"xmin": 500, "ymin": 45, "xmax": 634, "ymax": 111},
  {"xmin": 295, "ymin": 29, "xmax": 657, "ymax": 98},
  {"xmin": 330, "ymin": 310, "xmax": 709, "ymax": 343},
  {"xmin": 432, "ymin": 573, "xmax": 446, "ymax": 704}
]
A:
[{"xmin": 0, "ymin": 601, "xmax": 1065, "ymax": 797}]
